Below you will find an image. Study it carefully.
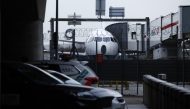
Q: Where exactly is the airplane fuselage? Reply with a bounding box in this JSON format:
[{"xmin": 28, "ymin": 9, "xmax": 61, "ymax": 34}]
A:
[{"xmin": 85, "ymin": 29, "xmax": 119, "ymax": 60}]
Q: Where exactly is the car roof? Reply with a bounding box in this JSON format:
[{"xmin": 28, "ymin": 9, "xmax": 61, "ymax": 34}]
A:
[
  {"xmin": 27, "ymin": 59, "xmax": 81, "ymax": 66},
  {"xmin": 1, "ymin": 60, "xmax": 64, "ymax": 84},
  {"xmin": 27, "ymin": 59, "xmax": 89, "ymax": 67}
]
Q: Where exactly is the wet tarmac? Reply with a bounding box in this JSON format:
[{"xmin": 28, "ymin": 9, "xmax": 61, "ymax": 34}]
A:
[
  {"xmin": 98, "ymin": 81, "xmax": 190, "ymax": 109},
  {"xmin": 98, "ymin": 82, "xmax": 147, "ymax": 109}
]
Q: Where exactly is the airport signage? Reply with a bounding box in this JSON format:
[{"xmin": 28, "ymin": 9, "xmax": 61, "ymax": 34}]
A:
[
  {"xmin": 109, "ymin": 7, "xmax": 125, "ymax": 17},
  {"xmin": 96, "ymin": 0, "xmax": 106, "ymax": 15},
  {"xmin": 68, "ymin": 13, "xmax": 81, "ymax": 26}
]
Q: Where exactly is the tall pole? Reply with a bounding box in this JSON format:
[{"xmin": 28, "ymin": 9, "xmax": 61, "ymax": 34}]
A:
[
  {"xmin": 137, "ymin": 40, "xmax": 139, "ymax": 95},
  {"xmin": 183, "ymin": 34, "xmax": 185, "ymax": 87},
  {"xmin": 72, "ymin": 13, "xmax": 76, "ymax": 59},
  {"xmin": 121, "ymin": 36, "xmax": 124, "ymax": 95},
  {"xmin": 99, "ymin": 0, "xmax": 102, "ymax": 19},
  {"xmin": 176, "ymin": 26, "xmax": 179, "ymax": 85},
  {"xmin": 96, "ymin": 39, "xmax": 98, "ymax": 86},
  {"xmin": 146, "ymin": 17, "xmax": 150, "ymax": 59},
  {"xmin": 55, "ymin": 0, "xmax": 58, "ymax": 60},
  {"xmin": 50, "ymin": 19, "xmax": 54, "ymax": 60},
  {"xmin": 72, "ymin": 29, "xmax": 76, "ymax": 59}
]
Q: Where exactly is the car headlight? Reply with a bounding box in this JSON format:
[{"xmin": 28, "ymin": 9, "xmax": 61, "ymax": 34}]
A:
[
  {"xmin": 116, "ymin": 97, "xmax": 125, "ymax": 102},
  {"xmin": 70, "ymin": 91, "xmax": 97, "ymax": 100}
]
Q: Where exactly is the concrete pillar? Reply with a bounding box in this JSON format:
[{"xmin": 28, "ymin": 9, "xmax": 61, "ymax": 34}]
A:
[{"xmin": 2, "ymin": 20, "xmax": 44, "ymax": 61}]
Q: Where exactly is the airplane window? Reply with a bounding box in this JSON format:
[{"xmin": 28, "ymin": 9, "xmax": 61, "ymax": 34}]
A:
[
  {"xmin": 95, "ymin": 37, "xmax": 102, "ymax": 42},
  {"xmin": 103, "ymin": 37, "xmax": 110, "ymax": 42},
  {"xmin": 98, "ymin": 37, "xmax": 102, "ymax": 42},
  {"xmin": 111, "ymin": 37, "xmax": 115, "ymax": 42}
]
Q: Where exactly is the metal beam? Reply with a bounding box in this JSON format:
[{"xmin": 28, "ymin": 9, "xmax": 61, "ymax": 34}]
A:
[{"xmin": 50, "ymin": 18, "xmax": 147, "ymax": 22}]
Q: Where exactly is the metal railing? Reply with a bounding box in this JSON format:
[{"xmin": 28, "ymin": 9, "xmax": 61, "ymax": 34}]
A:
[{"xmin": 143, "ymin": 75, "xmax": 190, "ymax": 109}]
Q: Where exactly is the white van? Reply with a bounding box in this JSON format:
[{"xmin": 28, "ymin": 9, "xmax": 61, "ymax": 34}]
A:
[{"xmin": 27, "ymin": 59, "xmax": 99, "ymax": 87}]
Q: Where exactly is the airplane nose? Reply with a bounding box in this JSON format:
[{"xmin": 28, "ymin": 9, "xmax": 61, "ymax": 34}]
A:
[{"xmin": 101, "ymin": 45, "xmax": 106, "ymax": 54}]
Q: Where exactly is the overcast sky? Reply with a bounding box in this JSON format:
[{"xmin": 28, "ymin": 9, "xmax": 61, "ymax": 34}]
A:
[{"xmin": 43, "ymin": 0, "xmax": 190, "ymax": 34}]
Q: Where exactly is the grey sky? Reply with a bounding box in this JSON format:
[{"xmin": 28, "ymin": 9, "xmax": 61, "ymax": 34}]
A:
[{"xmin": 43, "ymin": 0, "xmax": 190, "ymax": 33}]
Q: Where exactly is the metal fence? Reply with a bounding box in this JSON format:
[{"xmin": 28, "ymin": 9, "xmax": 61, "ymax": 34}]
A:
[{"xmin": 87, "ymin": 60, "xmax": 190, "ymax": 82}]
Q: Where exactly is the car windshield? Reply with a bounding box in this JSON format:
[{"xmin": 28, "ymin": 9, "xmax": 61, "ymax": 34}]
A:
[
  {"xmin": 17, "ymin": 63, "xmax": 64, "ymax": 85},
  {"xmin": 47, "ymin": 70, "xmax": 81, "ymax": 85}
]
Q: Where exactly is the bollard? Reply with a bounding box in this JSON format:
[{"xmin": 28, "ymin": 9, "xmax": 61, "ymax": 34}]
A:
[
  {"xmin": 100, "ymin": 80, "xmax": 104, "ymax": 87},
  {"xmin": 115, "ymin": 81, "xmax": 119, "ymax": 90},
  {"xmin": 109, "ymin": 80, "xmax": 112, "ymax": 87},
  {"xmin": 125, "ymin": 81, "xmax": 129, "ymax": 90}
]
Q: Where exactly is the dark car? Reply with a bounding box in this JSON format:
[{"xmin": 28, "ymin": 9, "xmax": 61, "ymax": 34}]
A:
[
  {"xmin": 1, "ymin": 61, "xmax": 114, "ymax": 109},
  {"xmin": 45, "ymin": 69, "xmax": 127, "ymax": 109}
]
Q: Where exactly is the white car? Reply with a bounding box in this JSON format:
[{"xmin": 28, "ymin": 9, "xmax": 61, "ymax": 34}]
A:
[
  {"xmin": 27, "ymin": 59, "xmax": 99, "ymax": 87},
  {"xmin": 46, "ymin": 69, "xmax": 127, "ymax": 109}
]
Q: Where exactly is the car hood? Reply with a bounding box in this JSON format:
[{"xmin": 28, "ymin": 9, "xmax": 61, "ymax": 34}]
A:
[
  {"xmin": 90, "ymin": 87, "xmax": 122, "ymax": 97},
  {"xmin": 55, "ymin": 84, "xmax": 117, "ymax": 98}
]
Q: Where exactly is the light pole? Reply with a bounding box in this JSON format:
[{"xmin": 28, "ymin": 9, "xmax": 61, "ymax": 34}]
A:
[{"xmin": 55, "ymin": 0, "xmax": 58, "ymax": 60}]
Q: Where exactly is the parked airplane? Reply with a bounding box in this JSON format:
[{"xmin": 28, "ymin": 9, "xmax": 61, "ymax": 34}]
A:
[{"xmin": 43, "ymin": 28, "xmax": 119, "ymax": 60}]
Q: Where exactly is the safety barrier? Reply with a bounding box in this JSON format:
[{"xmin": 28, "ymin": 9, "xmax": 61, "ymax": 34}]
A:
[
  {"xmin": 98, "ymin": 80, "xmax": 130, "ymax": 90},
  {"xmin": 143, "ymin": 75, "xmax": 190, "ymax": 109}
]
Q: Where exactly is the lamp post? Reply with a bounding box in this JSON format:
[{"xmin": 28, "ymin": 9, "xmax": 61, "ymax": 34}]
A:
[{"xmin": 55, "ymin": 0, "xmax": 58, "ymax": 60}]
